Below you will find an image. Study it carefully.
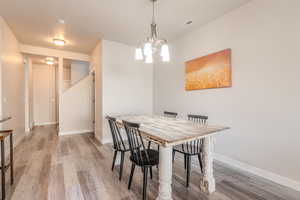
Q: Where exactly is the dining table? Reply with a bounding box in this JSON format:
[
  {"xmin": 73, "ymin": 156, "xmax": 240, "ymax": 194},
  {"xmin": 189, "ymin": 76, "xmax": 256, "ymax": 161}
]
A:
[
  {"xmin": 0, "ymin": 116, "xmax": 12, "ymax": 200},
  {"xmin": 115, "ymin": 115, "xmax": 229, "ymax": 200}
]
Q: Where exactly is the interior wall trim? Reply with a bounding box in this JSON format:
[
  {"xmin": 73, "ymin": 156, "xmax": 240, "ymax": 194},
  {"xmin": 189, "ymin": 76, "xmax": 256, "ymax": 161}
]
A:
[
  {"xmin": 214, "ymin": 153, "xmax": 300, "ymax": 192},
  {"xmin": 100, "ymin": 137, "xmax": 112, "ymax": 145},
  {"xmin": 34, "ymin": 121, "xmax": 58, "ymax": 126},
  {"xmin": 20, "ymin": 44, "xmax": 90, "ymax": 61},
  {"xmin": 58, "ymin": 129, "xmax": 93, "ymax": 136}
]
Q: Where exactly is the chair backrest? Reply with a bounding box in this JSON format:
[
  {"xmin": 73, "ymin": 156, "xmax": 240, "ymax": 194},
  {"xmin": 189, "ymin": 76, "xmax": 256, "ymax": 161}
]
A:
[
  {"xmin": 164, "ymin": 111, "xmax": 178, "ymax": 118},
  {"xmin": 188, "ymin": 114, "xmax": 208, "ymax": 124},
  {"xmin": 106, "ymin": 116, "xmax": 127, "ymax": 151},
  {"xmin": 180, "ymin": 114, "xmax": 208, "ymax": 154},
  {"xmin": 123, "ymin": 120, "xmax": 150, "ymax": 165}
]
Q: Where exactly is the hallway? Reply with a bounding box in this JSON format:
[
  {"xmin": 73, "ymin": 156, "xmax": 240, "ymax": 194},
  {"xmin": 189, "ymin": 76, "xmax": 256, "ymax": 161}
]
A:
[{"xmin": 5, "ymin": 126, "xmax": 300, "ymax": 200}]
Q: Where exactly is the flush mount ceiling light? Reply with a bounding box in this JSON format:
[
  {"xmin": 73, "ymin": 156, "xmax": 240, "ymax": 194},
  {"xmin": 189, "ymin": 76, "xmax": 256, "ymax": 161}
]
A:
[
  {"xmin": 46, "ymin": 60, "xmax": 54, "ymax": 65},
  {"xmin": 45, "ymin": 57, "xmax": 55, "ymax": 65},
  {"xmin": 53, "ymin": 38, "xmax": 66, "ymax": 46},
  {"xmin": 135, "ymin": 0, "xmax": 170, "ymax": 63}
]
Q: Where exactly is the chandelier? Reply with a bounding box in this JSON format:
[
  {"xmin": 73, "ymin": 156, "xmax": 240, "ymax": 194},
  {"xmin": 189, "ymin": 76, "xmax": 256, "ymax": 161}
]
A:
[{"xmin": 135, "ymin": 0, "xmax": 170, "ymax": 63}]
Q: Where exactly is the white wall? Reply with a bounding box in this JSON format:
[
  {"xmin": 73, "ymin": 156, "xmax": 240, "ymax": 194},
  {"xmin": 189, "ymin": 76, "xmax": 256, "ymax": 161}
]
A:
[
  {"xmin": 28, "ymin": 59, "xmax": 34, "ymax": 129},
  {"xmin": 33, "ymin": 64, "xmax": 57, "ymax": 125},
  {"xmin": 101, "ymin": 40, "xmax": 153, "ymax": 143},
  {"xmin": 24, "ymin": 57, "xmax": 34, "ymax": 131},
  {"xmin": 24, "ymin": 58, "xmax": 29, "ymax": 131},
  {"xmin": 63, "ymin": 65, "xmax": 71, "ymax": 80},
  {"xmin": 154, "ymin": 0, "xmax": 300, "ymax": 185},
  {"xmin": 90, "ymin": 42, "xmax": 102, "ymax": 141},
  {"xmin": 62, "ymin": 65, "xmax": 71, "ymax": 91},
  {"xmin": 71, "ymin": 60, "xmax": 89, "ymax": 84},
  {"xmin": 0, "ymin": 19, "xmax": 2, "ymax": 125},
  {"xmin": 60, "ymin": 75, "xmax": 93, "ymax": 135},
  {"xmin": 0, "ymin": 16, "xmax": 25, "ymax": 146}
]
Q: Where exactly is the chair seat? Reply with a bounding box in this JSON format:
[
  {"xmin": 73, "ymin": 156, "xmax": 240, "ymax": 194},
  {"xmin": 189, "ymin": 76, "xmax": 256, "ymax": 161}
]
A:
[
  {"xmin": 173, "ymin": 144, "xmax": 202, "ymax": 155},
  {"xmin": 130, "ymin": 149, "xmax": 159, "ymax": 166}
]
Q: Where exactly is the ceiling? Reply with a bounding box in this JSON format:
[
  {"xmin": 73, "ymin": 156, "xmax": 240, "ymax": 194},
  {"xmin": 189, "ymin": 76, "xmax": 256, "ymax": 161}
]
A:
[{"xmin": 0, "ymin": 0, "xmax": 250, "ymax": 54}]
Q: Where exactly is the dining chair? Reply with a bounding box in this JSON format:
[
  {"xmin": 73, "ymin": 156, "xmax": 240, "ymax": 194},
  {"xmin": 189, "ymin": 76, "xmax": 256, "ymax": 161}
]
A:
[
  {"xmin": 173, "ymin": 114, "xmax": 207, "ymax": 187},
  {"xmin": 107, "ymin": 116, "xmax": 130, "ymax": 181},
  {"xmin": 123, "ymin": 120, "xmax": 159, "ymax": 200},
  {"xmin": 147, "ymin": 111, "xmax": 178, "ymax": 149},
  {"xmin": 163, "ymin": 111, "xmax": 178, "ymax": 118}
]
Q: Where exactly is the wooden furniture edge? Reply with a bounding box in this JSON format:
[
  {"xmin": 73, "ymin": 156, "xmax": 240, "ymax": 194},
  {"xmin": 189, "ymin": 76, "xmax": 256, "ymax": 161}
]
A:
[{"xmin": 115, "ymin": 119, "xmax": 230, "ymax": 147}]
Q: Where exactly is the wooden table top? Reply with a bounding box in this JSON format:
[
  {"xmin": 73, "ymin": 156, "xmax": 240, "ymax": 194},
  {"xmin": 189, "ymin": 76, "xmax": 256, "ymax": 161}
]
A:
[
  {"xmin": 0, "ymin": 130, "xmax": 13, "ymax": 140},
  {"xmin": 0, "ymin": 116, "xmax": 11, "ymax": 123},
  {"xmin": 0, "ymin": 117, "xmax": 12, "ymax": 140},
  {"xmin": 115, "ymin": 115, "xmax": 229, "ymax": 147}
]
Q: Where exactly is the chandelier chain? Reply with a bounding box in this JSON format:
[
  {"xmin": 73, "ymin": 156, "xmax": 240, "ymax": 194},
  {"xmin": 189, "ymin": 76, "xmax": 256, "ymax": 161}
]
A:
[
  {"xmin": 134, "ymin": 0, "xmax": 170, "ymax": 63},
  {"xmin": 152, "ymin": 0, "xmax": 156, "ymax": 24}
]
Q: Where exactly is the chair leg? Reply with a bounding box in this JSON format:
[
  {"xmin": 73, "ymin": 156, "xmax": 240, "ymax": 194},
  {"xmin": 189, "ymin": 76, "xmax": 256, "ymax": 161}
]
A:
[
  {"xmin": 128, "ymin": 163, "xmax": 136, "ymax": 190},
  {"xmin": 143, "ymin": 167, "xmax": 149, "ymax": 200},
  {"xmin": 147, "ymin": 141, "xmax": 151, "ymax": 149},
  {"xmin": 186, "ymin": 155, "xmax": 191, "ymax": 188},
  {"xmin": 184, "ymin": 154, "xmax": 187, "ymax": 169},
  {"xmin": 150, "ymin": 167, "xmax": 153, "ymax": 180},
  {"xmin": 111, "ymin": 150, "xmax": 118, "ymax": 171},
  {"xmin": 172, "ymin": 151, "xmax": 176, "ymax": 162},
  {"xmin": 156, "ymin": 145, "xmax": 160, "ymax": 169},
  {"xmin": 10, "ymin": 134, "xmax": 13, "ymax": 185},
  {"xmin": 119, "ymin": 152, "xmax": 125, "ymax": 181},
  {"xmin": 198, "ymin": 153, "xmax": 203, "ymax": 174}
]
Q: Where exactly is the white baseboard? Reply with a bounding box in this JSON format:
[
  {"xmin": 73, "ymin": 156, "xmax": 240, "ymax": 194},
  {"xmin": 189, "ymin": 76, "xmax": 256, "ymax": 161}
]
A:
[
  {"xmin": 100, "ymin": 137, "xmax": 112, "ymax": 145},
  {"xmin": 59, "ymin": 129, "xmax": 93, "ymax": 136},
  {"xmin": 34, "ymin": 121, "xmax": 58, "ymax": 126},
  {"xmin": 214, "ymin": 153, "xmax": 300, "ymax": 192}
]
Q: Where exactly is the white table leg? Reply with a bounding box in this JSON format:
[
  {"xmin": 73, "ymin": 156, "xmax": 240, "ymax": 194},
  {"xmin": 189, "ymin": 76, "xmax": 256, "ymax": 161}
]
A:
[
  {"xmin": 156, "ymin": 145, "xmax": 173, "ymax": 200},
  {"xmin": 200, "ymin": 136, "xmax": 216, "ymax": 194}
]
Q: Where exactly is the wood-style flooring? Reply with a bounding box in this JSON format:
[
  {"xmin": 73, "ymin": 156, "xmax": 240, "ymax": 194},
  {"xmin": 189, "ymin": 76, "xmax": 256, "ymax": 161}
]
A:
[{"xmin": 4, "ymin": 125, "xmax": 300, "ymax": 200}]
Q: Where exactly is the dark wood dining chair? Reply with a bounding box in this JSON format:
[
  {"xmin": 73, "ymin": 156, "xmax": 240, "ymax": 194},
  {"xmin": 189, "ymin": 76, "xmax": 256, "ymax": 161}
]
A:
[
  {"xmin": 173, "ymin": 114, "xmax": 207, "ymax": 187},
  {"xmin": 148, "ymin": 111, "xmax": 178, "ymax": 150},
  {"xmin": 123, "ymin": 120, "xmax": 159, "ymax": 200},
  {"xmin": 107, "ymin": 116, "xmax": 130, "ymax": 181},
  {"xmin": 163, "ymin": 111, "xmax": 178, "ymax": 118}
]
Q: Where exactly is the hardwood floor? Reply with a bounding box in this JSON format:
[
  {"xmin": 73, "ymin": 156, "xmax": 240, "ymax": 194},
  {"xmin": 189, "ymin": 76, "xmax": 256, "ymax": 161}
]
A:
[{"xmin": 4, "ymin": 125, "xmax": 300, "ymax": 200}]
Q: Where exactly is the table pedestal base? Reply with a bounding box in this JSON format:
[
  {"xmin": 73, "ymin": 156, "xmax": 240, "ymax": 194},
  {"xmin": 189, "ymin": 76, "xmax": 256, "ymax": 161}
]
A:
[
  {"xmin": 199, "ymin": 136, "xmax": 216, "ymax": 194},
  {"xmin": 156, "ymin": 146, "xmax": 173, "ymax": 200}
]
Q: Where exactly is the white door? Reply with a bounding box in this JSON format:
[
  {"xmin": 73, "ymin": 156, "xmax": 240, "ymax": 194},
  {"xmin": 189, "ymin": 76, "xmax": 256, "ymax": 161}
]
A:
[{"xmin": 33, "ymin": 64, "xmax": 56, "ymax": 126}]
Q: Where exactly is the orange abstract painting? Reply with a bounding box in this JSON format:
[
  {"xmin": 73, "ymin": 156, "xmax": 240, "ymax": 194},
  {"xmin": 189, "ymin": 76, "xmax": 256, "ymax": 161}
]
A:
[{"xmin": 185, "ymin": 49, "xmax": 232, "ymax": 91}]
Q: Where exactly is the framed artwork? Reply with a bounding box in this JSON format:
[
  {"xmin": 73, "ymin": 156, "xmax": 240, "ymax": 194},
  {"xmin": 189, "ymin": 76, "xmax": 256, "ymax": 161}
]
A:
[{"xmin": 185, "ymin": 49, "xmax": 232, "ymax": 91}]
